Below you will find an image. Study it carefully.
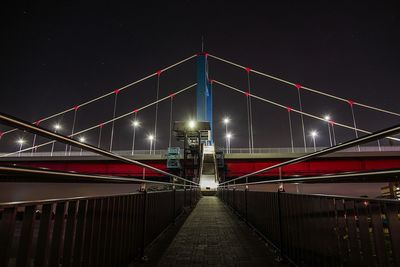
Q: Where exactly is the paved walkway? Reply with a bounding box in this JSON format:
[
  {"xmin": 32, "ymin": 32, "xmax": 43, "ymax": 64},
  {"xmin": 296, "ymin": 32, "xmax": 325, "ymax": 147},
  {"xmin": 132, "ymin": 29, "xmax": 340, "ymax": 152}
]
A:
[{"xmin": 157, "ymin": 196, "xmax": 283, "ymax": 267}]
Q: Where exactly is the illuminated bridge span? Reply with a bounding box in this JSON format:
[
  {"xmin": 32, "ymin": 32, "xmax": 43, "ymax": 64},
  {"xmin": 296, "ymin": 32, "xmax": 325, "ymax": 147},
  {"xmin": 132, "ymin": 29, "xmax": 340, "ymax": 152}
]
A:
[{"xmin": 1, "ymin": 52, "xmax": 400, "ymax": 266}]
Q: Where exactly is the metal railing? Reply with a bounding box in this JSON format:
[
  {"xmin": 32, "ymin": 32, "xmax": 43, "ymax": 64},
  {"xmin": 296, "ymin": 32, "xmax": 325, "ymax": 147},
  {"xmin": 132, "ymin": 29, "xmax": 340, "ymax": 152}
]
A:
[
  {"xmin": 218, "ymin": 189, "xmax": 400, "ymax": 267},
  {"xmin": 220, "ymin": 146, "xmax": 400, "ymax": 154},
  {"xmin": 0, "ymin": 188, "xmax": 201, "ymax": 267},
  {"xmin": 3, "ymin": 145, "xmax": 400, "ymax": 159}
]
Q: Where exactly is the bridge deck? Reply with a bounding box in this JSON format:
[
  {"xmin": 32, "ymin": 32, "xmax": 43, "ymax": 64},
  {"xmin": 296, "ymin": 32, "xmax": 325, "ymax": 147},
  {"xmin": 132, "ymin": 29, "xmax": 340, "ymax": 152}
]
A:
[{"xmin": 157, "ymin": 196, "xmax": 283, "ymax": 267}]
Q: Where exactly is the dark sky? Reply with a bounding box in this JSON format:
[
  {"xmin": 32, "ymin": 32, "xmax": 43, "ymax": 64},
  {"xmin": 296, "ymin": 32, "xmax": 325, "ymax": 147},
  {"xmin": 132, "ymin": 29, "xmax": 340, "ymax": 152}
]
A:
[{"xmin": 1, "ymin": 1, "xmax": 400, "ymax": 153}]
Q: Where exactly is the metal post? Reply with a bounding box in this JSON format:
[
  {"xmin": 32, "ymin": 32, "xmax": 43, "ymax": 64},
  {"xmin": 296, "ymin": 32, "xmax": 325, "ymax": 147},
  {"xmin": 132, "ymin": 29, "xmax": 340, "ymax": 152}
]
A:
[
  {"xmin": 327, "ymin": 121, "xmax": 332, "ymax": 147},
  {"xmin": 140, "ymin": 190, "xmax": 148, "ymax": 260},
  {"xmin": 277, "ymin": 189, "xmax": 284, "ymax": 261},
  {"xmin": 172, "ymin": 186, "xmax": 176, "ymax": 222},
  {"xmin": 189, "ymin": 185, "xmax": 192, "ymax": 208}
]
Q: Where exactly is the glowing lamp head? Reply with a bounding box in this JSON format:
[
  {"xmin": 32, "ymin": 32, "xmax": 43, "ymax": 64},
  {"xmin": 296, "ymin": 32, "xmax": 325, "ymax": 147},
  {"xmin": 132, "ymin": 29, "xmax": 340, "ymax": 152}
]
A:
[
  {"xmin": 324, "ymin": 115, "xmax": 331, "ymax": 121},
  {"xmin": 188, "ymin": 120, "xmax": 196, "ymax": 129},
  {"xmin": 310, "ymin": 131, "xmax": 318, "ymax": 138},
  {"xmin": 79, "ymin": 137, "xmax": 86, "ymax": 143},
  {"xmin": 17, "ymin": 138, "xmax": 25, "ymax": 145},
  {"xmin": 148, "ymin": 134, "xmax": 154, "ymax": 141},
  {"xmin": 132, "ymin": 120, "xmax": 140, "ymax": 127},
  {"xmin": 226, "ymin": 133, "xmax": 232, "ymax": 139},
  {"xmin": 54, "ymin": 124, "xmax": 61, "ymax": 130},
  {"xmin": 223, "ymin": 117, "xmax": 230, "ymax": 124}
]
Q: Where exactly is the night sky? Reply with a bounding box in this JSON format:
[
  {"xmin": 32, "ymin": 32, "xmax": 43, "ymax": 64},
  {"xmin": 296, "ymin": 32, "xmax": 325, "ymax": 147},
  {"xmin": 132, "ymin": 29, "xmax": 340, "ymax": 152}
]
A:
[{"xmin": 0, "ymin": 1, "xmax": 399, "ymax": 196}]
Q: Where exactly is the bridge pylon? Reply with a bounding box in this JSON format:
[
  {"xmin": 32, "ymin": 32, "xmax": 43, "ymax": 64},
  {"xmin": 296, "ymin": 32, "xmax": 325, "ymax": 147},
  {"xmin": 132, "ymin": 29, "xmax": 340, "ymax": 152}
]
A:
[{"xmin": 196, "ymin": 53, "xmax": 213, "ymax": 144}]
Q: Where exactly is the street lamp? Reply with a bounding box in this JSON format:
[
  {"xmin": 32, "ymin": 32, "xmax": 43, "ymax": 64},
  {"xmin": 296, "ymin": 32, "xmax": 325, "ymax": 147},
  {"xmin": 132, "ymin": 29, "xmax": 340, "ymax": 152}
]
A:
[
  {"xmin": 323, "ymin": 115, "xmax": 333, "ymax": 147},
  {"xmin": 148, "ymin": 134, "xmax": 154, "ymax": 154},
  {"xmin": 223, "ymin": 117, "xmax": 230, "ymax": 152},
  {"xmin": 226, "ymin": 133, "xmax": 232, "ymax": 153},
  {"xmin": 17, "ymin": 138, "xmax": 26, "ymax": 157},
  {"xmin": 51, "ymin": 123, "xmax": 62, "ymax": 156},
  {"xmin": 131, "ymin": 120, "xmax": 140, "ymax": 155},
  {"xmin": 188, "ymin": 120, "xmax": 196, "ymax": 130},
  {"xmin": 310, "ymin": 130, "xmax": 318, "ymax": 152},
  {"xmin": 79, "ymin": 136, "xmax": 86, "ymax": 155}
]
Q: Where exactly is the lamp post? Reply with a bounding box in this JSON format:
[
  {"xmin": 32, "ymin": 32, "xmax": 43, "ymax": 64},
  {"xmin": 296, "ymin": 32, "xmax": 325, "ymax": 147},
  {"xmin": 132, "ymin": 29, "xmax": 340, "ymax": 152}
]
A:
[
  {"xmin": 148, "ymin": 134, "xmax": 154, "ymax": 154},
  {"xmin": 324, "ymin": 115, "xmax": 333, "ymax": 147},
  {"xmin": 226, "ymin": 133, "xmax": 232, "ymax": 153},
  {"xmin": 79, "ymin": 136, "xmax": 86, "ymax": 156},
  {"xmin": 51, "ymin": 123, "xmax": 62, "ymax": 156},
  {"xmin": 17, "ymin": 138, "xmax": 26, "ymax": 157},
  {"xmin": 131, "ymin": 120, "xmax": 140, "ymax": 155},
  {"xmin": 310, "ymin": 130, "xmax": 318, "ymax": 152},
  {"xmin": 330, "ymin": 121, "xmax": 337, "ymax": 146},
  {"xmin": 223, "ymin": 117, "xmax": 230, "ymax": 153}
]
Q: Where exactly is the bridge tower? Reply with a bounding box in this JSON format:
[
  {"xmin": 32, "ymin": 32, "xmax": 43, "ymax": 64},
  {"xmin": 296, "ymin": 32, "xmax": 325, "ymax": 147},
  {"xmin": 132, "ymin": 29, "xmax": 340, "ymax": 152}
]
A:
[{"xmin": 196, "ymin": 53, "xmax": 213, "ymax": 144}]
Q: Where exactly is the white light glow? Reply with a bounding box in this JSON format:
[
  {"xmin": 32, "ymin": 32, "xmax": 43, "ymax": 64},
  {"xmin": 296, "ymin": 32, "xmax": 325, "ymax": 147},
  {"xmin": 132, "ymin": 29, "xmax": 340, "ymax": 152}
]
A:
[
  {"xmin": 17, "ymin": 138, "xmax": 25, "ymax": 144},
  {"xmin": 200, "ymin": 180, "xmax": 219, "ymax": 190},
  {"xmin": 324, "ymin": 115, "xmax": 331, "ymax": 121},
  {"xmin": 54, "ymin": 124, "xmax": 61, "ymax": 130},
  {"xmin": 226, "ymin": 133, "xmax": 232, "ymax": 139},
  {"xmin": 148, "ymin": 134, "xmax": 154, "ymax": 141},
  {"xmin": 188, "ymin": 120, "xmax": 196, "ymax": 129},
  {"xmin": 310, "ymin": 131, "xmax": 318, "ymax": 138},
  {"xmin": 132, "ymin": 120, "xmax": 140, "ymax": 127},
  {"xmin": 79, "ymin": 137, "xmax": 86, "ymax": 143},
  {"xmin": 223, "ymin": 117, "xmax": 230, "ymax": 124}
]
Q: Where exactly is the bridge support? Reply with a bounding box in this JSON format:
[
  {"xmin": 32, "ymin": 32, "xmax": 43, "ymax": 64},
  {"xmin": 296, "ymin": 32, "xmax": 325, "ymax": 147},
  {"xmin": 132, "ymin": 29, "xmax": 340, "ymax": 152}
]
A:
[{"xmin": 196, "ymin": 53, "xmax": 213, "ymax": 143}]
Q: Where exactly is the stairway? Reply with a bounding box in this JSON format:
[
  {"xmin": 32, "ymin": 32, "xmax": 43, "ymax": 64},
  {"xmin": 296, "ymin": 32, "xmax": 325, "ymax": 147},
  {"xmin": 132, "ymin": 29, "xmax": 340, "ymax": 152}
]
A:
[{"xmin": 199, "ymin": 145, "xmax": 218, "ymax": 194}]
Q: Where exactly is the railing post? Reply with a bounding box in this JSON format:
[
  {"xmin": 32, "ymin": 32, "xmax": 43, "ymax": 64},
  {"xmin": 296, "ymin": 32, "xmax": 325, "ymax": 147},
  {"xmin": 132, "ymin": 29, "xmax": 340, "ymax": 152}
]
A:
[
  {"xmin": 232, "ymin": 187, "xmax": 236, "ymax": 210},
  {"xmin": 277, "ymin": 189, "xmax": 284, "ymax": 261},
  {"xmin": 172, "ymin": 186, "xmax": 176, "ymax": 222},
  {"xmin": 189, "ymin": 185, "xmax": 192, "ymax": 208},
  {"xmin": 245, "ymin": 186, "xmax": 248, "ymax": 221},
  {"xmin": 184, "ymin": 182, "xmax": 187, "ymax": 207},
  {"xmin": 140, "ymin": 190, "xmax": 148, "ymax": 260}
]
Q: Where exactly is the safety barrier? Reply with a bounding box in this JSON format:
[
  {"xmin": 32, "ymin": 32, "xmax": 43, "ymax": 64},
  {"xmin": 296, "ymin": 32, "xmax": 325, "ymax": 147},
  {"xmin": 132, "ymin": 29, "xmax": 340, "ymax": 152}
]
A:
[
  {"xmin": 218, "ymin": 188, "xmax": 400, "ymax": 267},
  {"xmin": 0, "ymin": 188, "xmax": 201, "ymax": 267}
]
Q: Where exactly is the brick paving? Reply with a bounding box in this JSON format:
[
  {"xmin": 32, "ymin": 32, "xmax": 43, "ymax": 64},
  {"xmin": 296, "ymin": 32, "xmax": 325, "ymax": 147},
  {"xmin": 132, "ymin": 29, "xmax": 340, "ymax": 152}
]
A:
[{"xmin": 157, "ymin": 196, "xmax": 284, "ymax": 267}]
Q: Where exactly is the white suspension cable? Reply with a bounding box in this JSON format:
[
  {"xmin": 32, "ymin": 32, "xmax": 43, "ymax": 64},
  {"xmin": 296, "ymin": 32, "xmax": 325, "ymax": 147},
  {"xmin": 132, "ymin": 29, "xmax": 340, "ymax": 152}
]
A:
[
  {"xmin": 213, "ymin": 80, "xmax": 400, "ymax": 142},
  {"xmin": 208, "ymin": 54, "xmax": 400, "ymax": 117},
  {"xmin": 153, "ymin": 74, "xmax": 161, "ymax": 153},
  {"xmin": 0, "ymin": 54, "xmax": 197, "ymax": 137},
  {"xmin": 1, "ymin": 83, "xmax": 197, "ymax": 157}
]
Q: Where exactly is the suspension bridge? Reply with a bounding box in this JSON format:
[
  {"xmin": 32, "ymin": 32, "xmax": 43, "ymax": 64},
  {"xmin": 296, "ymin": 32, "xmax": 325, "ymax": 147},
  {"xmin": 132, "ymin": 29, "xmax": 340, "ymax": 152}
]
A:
[{"xmin": 0, "ymin": 52, "xmax": 400, "ymax": 266}]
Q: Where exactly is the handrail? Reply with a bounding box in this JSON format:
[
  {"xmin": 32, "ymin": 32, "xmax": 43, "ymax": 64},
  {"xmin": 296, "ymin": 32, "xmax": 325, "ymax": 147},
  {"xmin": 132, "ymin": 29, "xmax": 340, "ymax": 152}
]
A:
[
  {"xmin": 0, "ymin": 112, "xmax": 198, "ymax": 186},
  {"xmin": 219, "ymin": 123, "xmax": 400, "ymax": 185},
  {"xmin": 220, "ymin": 168, "xmax": 400, "ymax": 187},
  {"xmin": 0, "ymin": 191, "xmax": 143, "ymax": 207},
  {"xmin": 0, "ymin": 165, "xmax": 193, "ymax": 185}
]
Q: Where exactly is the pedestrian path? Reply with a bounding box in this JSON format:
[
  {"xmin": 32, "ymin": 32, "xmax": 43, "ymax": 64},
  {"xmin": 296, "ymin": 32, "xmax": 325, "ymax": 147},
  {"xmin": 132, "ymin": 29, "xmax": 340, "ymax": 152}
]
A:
[{"xmin": 157, "ymin": 196, "xmax": 284, "ymax": 266}]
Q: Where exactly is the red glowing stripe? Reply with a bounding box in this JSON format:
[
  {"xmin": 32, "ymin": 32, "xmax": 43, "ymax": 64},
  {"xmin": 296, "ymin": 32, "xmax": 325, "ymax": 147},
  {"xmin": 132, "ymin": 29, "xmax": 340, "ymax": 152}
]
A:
[
  {"xmin": 245, "ymin": 67, "xmax": 251, "ymax": 73},
  {"xmin": 295, "ymin": 84, "xmax": 302, "ymax": 89},
  {"xmin": 169, "ymin": 92, "xmax": 176, "ymax": 98},
  {"xmin": 99, "ymin": 123, "xmax": 104, "ymax": 128},
  {"xmin": 244, "ymin": 92, "xmax": 250, "ymax": 97},
  {"xmin": 114, "ymin": 89, "xmax": 120, "ymax": 95},
  {"xmin": 74, "ymin": 106, "xmax": 79, "ymax": 111},
  {"xmin": 286, "ymin": 107, "xmax": 292, "ymax": 112},
  {"xmin": 156, "ymin": 70, "xmax": 162, "ymax": 76},
  {"xmin": 347, "ymin": 100, "xmax": 354, "ymax": 106},
  {"xmin": 133, "ymin": 109, "xmax": 139, "ymax": 113}
]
